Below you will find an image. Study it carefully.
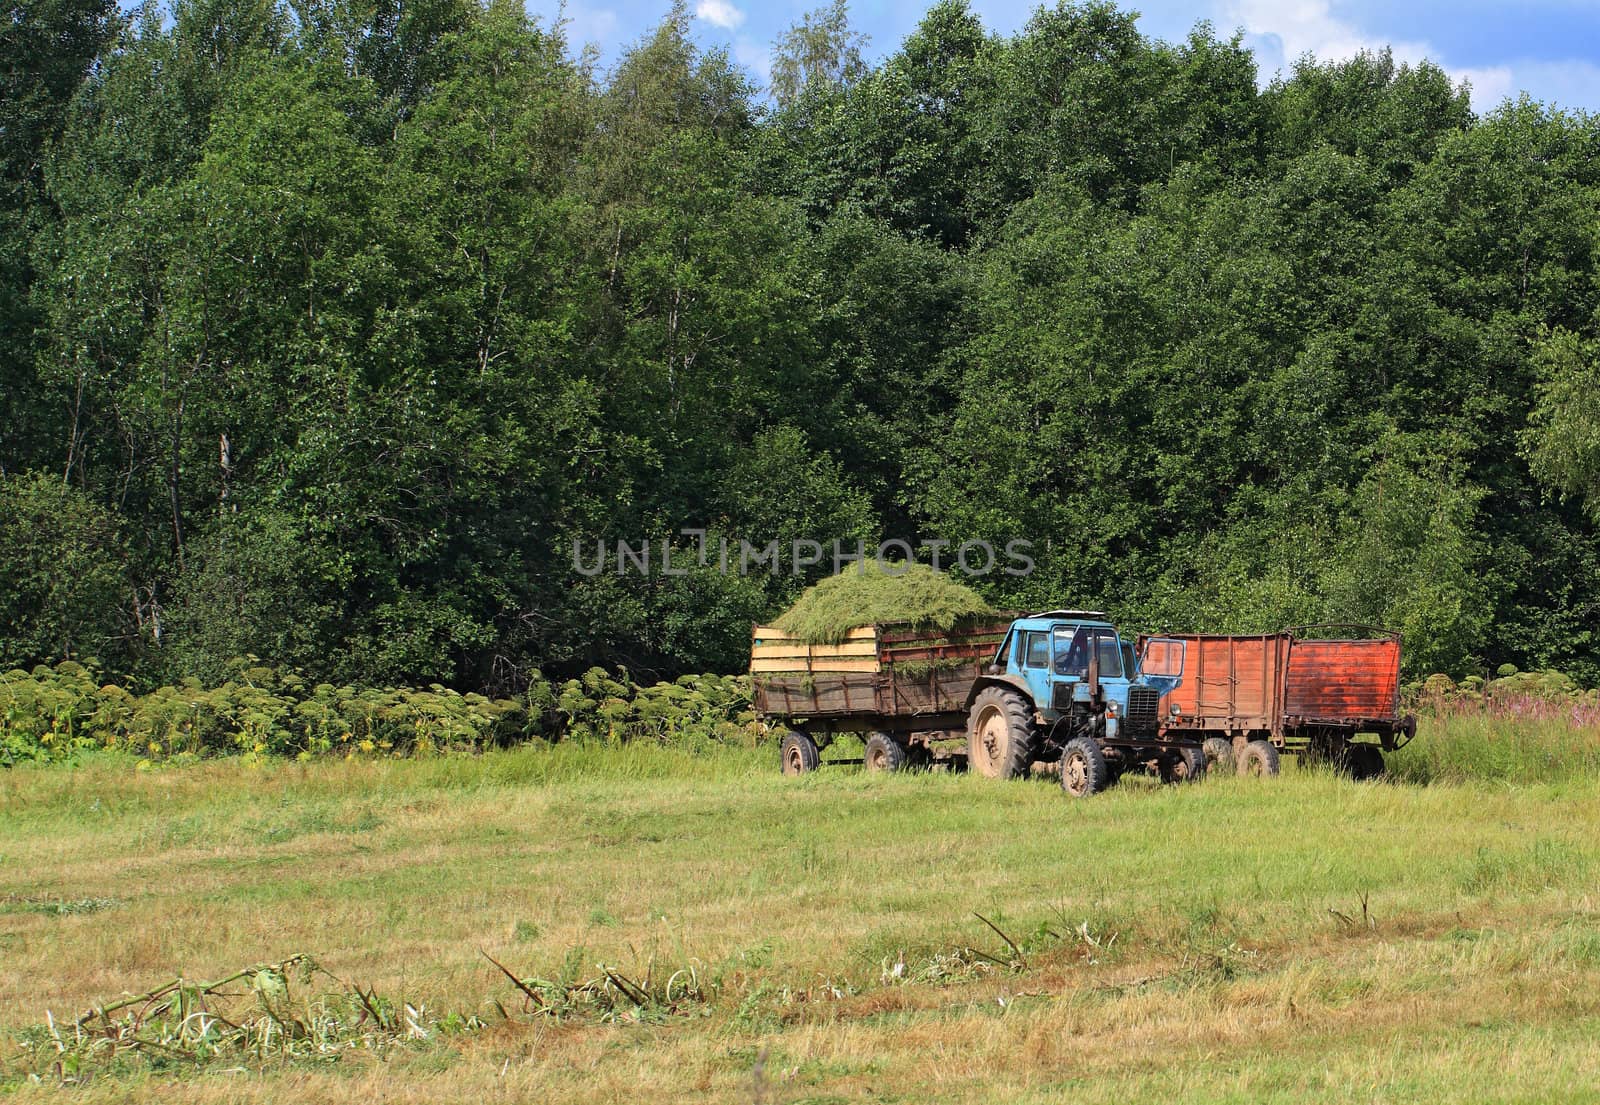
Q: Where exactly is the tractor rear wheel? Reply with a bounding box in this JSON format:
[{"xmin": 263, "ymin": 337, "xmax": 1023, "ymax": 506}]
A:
[
  {"xmin": 966, "ymin": 687, "xmax": 1033, "ymax": 779},
  {"xmin": 1060, "ymin": 737, "xmax": 1109, "ymax": 798},
  {"xmin": 864, "ymin": 732, "xmax": 907, "ymax": 773},
  {"xmin": 1240, "ymin": 739, "xmax": 1281, "ymax": 778},
  {"xmin": 1203, "ymin": 737, "xmax": 1235, "ymax": 775},
  {"xmin": 780, "ymin": 730, "xmax": 820, "ymax": 776}
]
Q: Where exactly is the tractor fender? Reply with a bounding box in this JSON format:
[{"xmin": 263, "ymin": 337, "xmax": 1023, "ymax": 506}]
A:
[{"xmin": 964, "ymin": 673, "xmax": 1036, "ymax": 713}]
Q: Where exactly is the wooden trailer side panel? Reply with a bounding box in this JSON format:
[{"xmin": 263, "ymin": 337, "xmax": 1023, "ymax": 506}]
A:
[
  {"xmin": 750, "ymin": 625, "xmax": 886, "ymax": 717},
  {"xmin": 878, "ymin": 620, "xmax": 1010, "ymax": 716},
  {"xmin": 751, "ymin": 672, "xmax": 886, "ymax": 717},
  {"xmin": 1282, "ymin": 638, "xmax": 1401, "ymax": 723},
  {"xmin": 750, "ymin": 626, "xmax": 879, "ymax": 673},
  {"xmin": 750, "ymin": 620, "xmax": 1011, "ymax": 720},
  {"xmin": 882, "ymin": 662, "xmax": 990, "ymax": 715}
]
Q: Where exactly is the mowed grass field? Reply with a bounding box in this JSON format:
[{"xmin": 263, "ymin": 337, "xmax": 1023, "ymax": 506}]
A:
[{"xmin": 4, "ymin": 724, "xmax": 1600, "ymax": 1103}]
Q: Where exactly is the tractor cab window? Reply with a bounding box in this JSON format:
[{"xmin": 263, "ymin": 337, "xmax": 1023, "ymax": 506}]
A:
[
  {"xmin": 1095, "ymin": 632, "xmax": 1124, "ymax": 677},
  {"xmin": 1022, "ymin": 631, "xmax": 1050, "ymax": 668},
  {"xmin": 1053, "ymin": 628, "xmax": 1123, "ymax": 677},
  {"xmin": 1053, "ymin": 628, "xmax": 1089, "ymax": 675}
]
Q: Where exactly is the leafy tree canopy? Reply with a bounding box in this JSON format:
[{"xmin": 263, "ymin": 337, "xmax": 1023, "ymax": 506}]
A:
[{"xmin": 5, "ymin": 0, "xmax": 1600, "ymax": 685}]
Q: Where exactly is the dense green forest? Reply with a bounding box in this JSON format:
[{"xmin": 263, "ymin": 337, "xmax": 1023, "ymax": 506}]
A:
[{"xmin": 4, "ymin": 0, "xmax": 1600, "ymax": 689}]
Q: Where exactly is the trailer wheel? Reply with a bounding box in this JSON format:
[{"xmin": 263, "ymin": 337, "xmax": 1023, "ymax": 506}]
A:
[
  {"xmin": 864, "ymin": 732, "xmax": 907, "ymax": 773},
  {"xmin": 905, "ymin": 741, "xmax": 934, "ymax": 770},
  {"xmin": 1345, "ymin": 742, "xmax": 1385, "ymax": 781},
  {"xmin": 1202, "ymin": 737, "xmax": 1234, "ymax": 775},
  {"xmin": 1060, "ymin": 738, "xmax": 1109, "ymax": 798},
  {"xmin": 1161, "ymin": 746, "xmax": 1208, "ymax": 784},
  {"xmin": 780, "ymin": 730, "xmax": 820, "ymax": 776},
  {"xmin": 1240, "ymin": 740, "xmax": 1280, "ymax": 778},
  {"xmin": 966, "ymin": 687, "xmax": 1033, "ymax": 779}
]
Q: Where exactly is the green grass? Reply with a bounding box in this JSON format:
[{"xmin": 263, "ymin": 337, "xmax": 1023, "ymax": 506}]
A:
[
  {"xmin": 1, "ymin": 718, "xmax": 1599, "ymax": 1102},
  {"xmin": 1390, "ymin": 712, "xmax": 1600, "ymax": 785}
]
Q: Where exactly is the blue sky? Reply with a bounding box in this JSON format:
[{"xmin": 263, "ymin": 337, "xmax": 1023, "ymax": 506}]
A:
[{"xmin": 531, "ymin": 0, "xmax": 1600, "ymax": 113}]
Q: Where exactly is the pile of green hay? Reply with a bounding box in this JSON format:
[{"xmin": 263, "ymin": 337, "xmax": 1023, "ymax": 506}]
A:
[{"xmin": 773, "ymin": 561, "xmax": 997, "ymax": 644}]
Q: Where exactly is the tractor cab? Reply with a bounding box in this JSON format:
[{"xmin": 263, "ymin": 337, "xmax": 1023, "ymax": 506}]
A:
[{"xmin": 992, "ymin": 613, "xmax": 1185, "ymax": 741}]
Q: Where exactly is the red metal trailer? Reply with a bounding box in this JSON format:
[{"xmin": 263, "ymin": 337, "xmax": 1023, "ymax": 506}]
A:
[{"xmin": 1136, "ymin": 626, "xmax": 1416, "ymax": 778}]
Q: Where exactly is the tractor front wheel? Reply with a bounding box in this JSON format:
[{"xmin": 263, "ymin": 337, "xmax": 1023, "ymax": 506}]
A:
[{"xmin": 1060, "ymin": 737, "xmax": 1109, "ymax": 798}]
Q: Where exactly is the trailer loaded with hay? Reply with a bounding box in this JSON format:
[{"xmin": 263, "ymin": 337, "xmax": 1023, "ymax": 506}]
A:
[{"xmin": 751, "ymin": 619, "xmax": 1013, "ymax": 773}]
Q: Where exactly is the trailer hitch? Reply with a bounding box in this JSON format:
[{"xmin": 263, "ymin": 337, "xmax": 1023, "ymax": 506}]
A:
[{"xmin": 1390, "ymin": 714, "xmax": 1417, "ymax": 751}]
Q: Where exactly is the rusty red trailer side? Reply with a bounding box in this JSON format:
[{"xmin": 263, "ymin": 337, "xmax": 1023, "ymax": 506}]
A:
[
  {"xmin": 1281, "ymin": 634, "xmax": 1402, "ymax": 730},
  {"xmin": 1138, "ymin": 626, "xmax": 1414, "ymax": 757}
]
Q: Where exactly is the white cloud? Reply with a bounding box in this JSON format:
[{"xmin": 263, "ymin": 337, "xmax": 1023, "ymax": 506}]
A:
[
  {"xmin": 1222, "ymin": 0, "xmax": 1434, "ymax": 74},
  {"xmin": 1492, "ymin": 58, "xmax": 1600, "ymax": 112},
  {"xmin": 1452, "ymin": 65, "xmax": 1515, "ymax": 109},
  {"xmin": 1216, "ymin": 0, "xmax": 1596, "ymax": 112},
  {"xmin": 695, "ymin": 0, "xmax": 746, "ymax": 31}
]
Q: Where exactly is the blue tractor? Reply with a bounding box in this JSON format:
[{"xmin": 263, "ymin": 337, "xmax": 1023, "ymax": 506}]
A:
[{"xmin": 964, "ymin": 611, "xmax": 1195, "ymax": 796}]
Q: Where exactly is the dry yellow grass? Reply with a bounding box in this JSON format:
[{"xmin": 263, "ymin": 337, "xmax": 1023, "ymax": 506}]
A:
[{"xmin": 3, "ymin": 739, "xmax": 1600, "ymax": 1102}]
